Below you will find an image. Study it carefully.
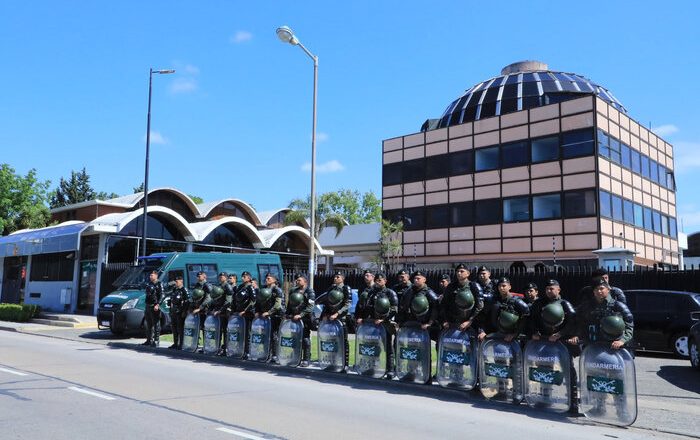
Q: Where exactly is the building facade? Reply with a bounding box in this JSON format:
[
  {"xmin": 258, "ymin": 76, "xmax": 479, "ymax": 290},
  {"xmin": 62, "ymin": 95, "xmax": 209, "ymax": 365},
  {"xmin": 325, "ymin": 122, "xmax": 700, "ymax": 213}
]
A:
[{"xmin": 382, "ymin": 61, "xmax": 678, "ymax": 269}]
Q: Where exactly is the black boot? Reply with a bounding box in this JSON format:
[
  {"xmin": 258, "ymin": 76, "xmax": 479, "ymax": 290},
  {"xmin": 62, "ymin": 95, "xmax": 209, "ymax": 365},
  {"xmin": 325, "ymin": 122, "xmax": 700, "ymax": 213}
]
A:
[{"xmin": 301, "ymin": 337, "xmax": 311, "ymax": 367}]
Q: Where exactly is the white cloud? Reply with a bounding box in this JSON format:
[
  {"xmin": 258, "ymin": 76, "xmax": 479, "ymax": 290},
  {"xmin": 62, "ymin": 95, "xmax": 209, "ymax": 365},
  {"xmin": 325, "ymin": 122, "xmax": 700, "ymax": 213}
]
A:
[
  {"xmin": 169, "ymin": 77, "xmax": 198, "ymax": 94},
  {"xmin": 672, "ymin": 141, "xmax": 700, "ymax": 173},
  {"xmin": 183, "ymin": 64, "xmax": 200, "ymax": 75},
  {"xmin": 652, "ymin": 124, "xmax": 679, "ymax": 137},
  {"xmin": 230, "ymin": 30, "xmax": 253, "ymax": 44},
  {"xmin": 143, "ymin": 131, "xmax": 168, "ymax": 145},
  {"xmin": 316, "ymin": 132, "xmax": 329, "ymax": 142},
  {"xmin": 301, "ymin": 160, "xmax": 345, "ymax": 173}
]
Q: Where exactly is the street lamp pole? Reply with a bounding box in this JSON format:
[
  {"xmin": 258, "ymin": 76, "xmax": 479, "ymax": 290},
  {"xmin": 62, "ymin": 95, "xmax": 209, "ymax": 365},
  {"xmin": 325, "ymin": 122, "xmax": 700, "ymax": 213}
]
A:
[
  {"xmin": 276, "ymin": 26, "xmax": 318, "ymax": 289},
  {"xmin": 141, "ymin": 68, "xmax": 175, "ymax": 258}
]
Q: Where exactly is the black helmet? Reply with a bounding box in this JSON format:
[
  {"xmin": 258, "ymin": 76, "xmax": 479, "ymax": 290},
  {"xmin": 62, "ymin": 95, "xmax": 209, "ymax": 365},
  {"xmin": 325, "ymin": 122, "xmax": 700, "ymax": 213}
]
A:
[
  {"xmin": 257, "ymin": 287, "xmax": 272, "ymax": 303},
  {"xmin": 191, "ymin": 288, "xmax": 205, "ymax": 300},
  {"xmin": 210, "ymin": 286, "xmax": 224, "ymax": 300},
  {"xmin": 455, "ymin": 289, "xmax": 475, "ymax": 310},
  {"xmin": 411, "ymin": 294, "xmax": 430, "ymax": 317},
  {"xmin": 497, "ymin": 310, "xmax": 520, "ymax": 333},
  {"xmin": 600, "ymin": 315, "xmax": 625, "ymax": 340},
  {"xmin": 288, "ymin": 291, "xmax": 304, "ymax": 308},
  {"xmin": 541, "ymin": 302, "xmax": 565, "ymax": 327},
  {"xmin": 374, "ymin": 296, "xmax": 391, "ymax": 317},
  {"xmin": 328, "ymin": 288, "xmax": 344, "ymax": 307}
]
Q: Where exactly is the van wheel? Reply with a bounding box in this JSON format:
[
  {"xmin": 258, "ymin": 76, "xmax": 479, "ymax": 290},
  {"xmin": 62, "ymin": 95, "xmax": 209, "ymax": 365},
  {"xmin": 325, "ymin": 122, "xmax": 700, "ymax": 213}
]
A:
[
  {"xmin": 690, "ymin": 339, "xmax": 700, "ymax": 370},
  {"xmin": 672, "ymin": 333, "xmax": 689, "ymax": 358}
]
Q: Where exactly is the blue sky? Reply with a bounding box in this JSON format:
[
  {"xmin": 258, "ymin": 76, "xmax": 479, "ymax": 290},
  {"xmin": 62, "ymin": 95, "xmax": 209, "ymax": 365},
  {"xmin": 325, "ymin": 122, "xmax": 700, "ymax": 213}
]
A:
[{"xmin": 1, "ymin": 1, "xmax": 699, "ymax": 228}]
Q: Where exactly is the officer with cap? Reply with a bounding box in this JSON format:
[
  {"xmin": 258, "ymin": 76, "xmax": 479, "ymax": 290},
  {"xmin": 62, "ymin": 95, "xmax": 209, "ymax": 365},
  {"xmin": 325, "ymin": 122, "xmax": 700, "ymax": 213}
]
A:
[
  {"xmin": 228, "ymin": 273, "xmax": 239, "ymax": 294},
  {"xmin": 571, "ymin": 278, "xmax": 633, "ymax": 350},
  {"xmin": 472, "ymin": 266, "xmax": 498, "ymax": 338},
  {"xmin": 478, "ymin": 276, "xmax": 529, "ymax": 343},
  {"xmin": 525, "ymin": 282, "xmax": 539, "ymax": 305},
  {"xmin": 439, "ymin": 263, "xmax": 484, "ymax": 333},
  {"xmin": 167, "ymin": 275, "xmax": 189, "ymax": 350},
  {"xmin": 143, "ymin": 270, "xmax": 163, "ymax": 347},
  {"xmin": 578, "ymin": 268, "xmax": 627, "ymax": 304},
  {"xmin": 190, "ymin": 271, "xmax": 213, "ymax": 350},
  {"xmin": 365, "ymin": 272, "xmax": 399, "ymax": 379},
  {"xmin": 355, "ymin": 269, "xmax": 376, "ymax": 327},
  {"xmin": 397, "ymin": 270, "xmax": 439, "ymax": 333},
  {"xmin": 210, "ymin": 272, "xmax": 234, "ymax": 355},
  {"xmin": 437, "ymin": 273, "xmax": 451, "ymax": 301},
  {"xmin": 284, "ymin": 273, "xmax": 316, "ymax": 367},
  {"xmin": 255, "ymin": 272, "xmax": 285, "ymax": 362},
  {"xmin": 231, "ymin": 270, "xmax": 257, "ymax": 358},
  {"xmin": 528, "ymin": 279, "xmax": 579, "ymax": 413},
  {"xmin": 391, "ymin": 269, "xmax": 412, "ymax": 303},
  {"xmin": 318, "ymin": 271, "xmax": 353, "ymax": 367}
]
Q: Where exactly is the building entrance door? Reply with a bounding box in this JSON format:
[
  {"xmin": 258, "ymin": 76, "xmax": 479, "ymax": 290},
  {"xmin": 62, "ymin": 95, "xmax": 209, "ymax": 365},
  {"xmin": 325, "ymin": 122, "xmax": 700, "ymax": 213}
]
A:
[
  {"xmin": 2, "ymin": 256, "xmax": 27, "ymax": 304},
  {"xmin": 77, "ymin": 260, "xmax": 98, "ymax": 315}
]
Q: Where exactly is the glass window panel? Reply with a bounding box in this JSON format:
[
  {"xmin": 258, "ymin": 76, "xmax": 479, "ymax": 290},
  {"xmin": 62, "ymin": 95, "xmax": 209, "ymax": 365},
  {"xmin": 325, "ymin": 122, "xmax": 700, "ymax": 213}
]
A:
[
  {"xmin": 500, "ymin": 98, "xmax": 518, "ymax": 114},
  {"xmin": 502, "ymin": 83, "xmax": 518, "ymax": 100},
  {"xmin": 559, "ymin": 81, "xmax": 579, "ymax": 92},
  {"xmin": 650, "ymin": 159, "xmax": 659, "ymax": 183},
  {"xmin": 483, "ymin": 87, "xmax": 500, "ymax": 103},
  {"xmin": 643, "ymin": 207, "xmax": 653, "ymax": 230},
  {"xmin": 661, "ymin": 215, "xmax": 669, "ymax": 236},
  {"xmin": 474, "ymin": 199, "xmax": 501, "ymax": 225},
  {"xmin": 667, "ymin": 171, "xmax": 675, "ymax": 190},
  {"xmin": 621, "ymin": 144, "xmax": 631, "ymax": 169},
  {"xmin": 382, "ymin": 209, "xmax": 402, "ymax": 224},
  {"xmin": 597, "ymin": 129, "xmax": 609, "ymax": 158},
  {"xmin": 503, "ymin": 197, "xmax": 530, "ymax": 222},
  {"xmin": 609, "ymin": 138, "xmax": 621, "ymax": 163},
  {"xmin": 426, "ymin": 205, "xmax": 450, "ymax": 229},
  {"xmin": 522, "ymin": 81, "xmax": 539, "ymax": 96},
  {"xmin": 634, "ymin": 204, "xmax": 644, "ymax": 228},
  {"xmin": 652, "ymin": 211, "xmax": 662, "ymax": 233},
  {"xmin": 562, "ymin": 129, "xmax": 595, "ymax": 159},
  {"xmin": 475, "ymin": 146, "xmax": 499, "ymax": 171},
  {"xmin": 631, "ymin": 150, "xmax": 641, "ymax": 174},
  {"xmin": 641, "ymin": 156, "xmax": 650, "ymax": 178},
  {"xmin": 531, "ymin": 136, "xmax": 559, "ymax": 162},
  {"xmin": 565, "ymin": 190, "xmax": 597, "ymax": 218},
  {"xmin": 658, "ymin": 165, "xmax": 667, "ymax": 188},
  {"xmin": 541, "ymin": 81, "xmax": 560, "ymax": 93},
  {"xmin": 479, "ymin": 102, "xmax": 497, "ymax": 118},
  {"xmin": 522, "ymin": 95, "xmax": 541, "ymax": 109},
  {"xmin": 623, "ymin": 199, "xmax": 634, "ymax": 224},
  {"xmin": 402, "ymin": 159, "xmax": 425, "ymax": 183},
  {"xmin": 505, "ymin": 74, "xmax": 519, "ymax": 85},
  {"xmin": 426, "ymin": 154, "xmax": 450, "ymax": 179},
  {"xmin": 670, "ymin": 218, "xmax": 677, "ymax": 238},
  {"xmin": 463, "ymin": 105, "xmax": 478, "ymax": 122},
  {"xmin": 382, "ymin": 163, "xmax": 402, "ymax": 186},
  {"xmin": 599, "ymin": 190, "xmax": 612, "ymax": 218},
  {"xmin": 532, "ymin": 194, "xmax": 561, "ymax": 220},
  {"xmin": 451, "ymin": 202, "xmax": 473, "ymax": 227},
  {"xmin": 501, "ymin": 141, "xmax": 529, "ymax": 168},
  {"xmin": 402, "ymin": 207, "xmax": 425, "ymax": 231},
  {"xmin": 450, "ymin": 150, "xmax": 473, "ymax": 175},
  {"xmin": 522, "ymin": 73, "xmax": 536, "ymax": 82},
  {"xmin": 448, "ymin": 110, "xmax": 463, "ymax": 126},
  {"xmin": 611, "ymin": 195, "xmax": 623, "ymax": 221}
]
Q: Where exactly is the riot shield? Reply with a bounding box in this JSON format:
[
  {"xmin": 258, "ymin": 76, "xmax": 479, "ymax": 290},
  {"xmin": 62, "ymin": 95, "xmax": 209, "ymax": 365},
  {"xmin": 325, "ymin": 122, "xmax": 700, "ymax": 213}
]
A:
[
  {"xmin": 523, "ymin": 340, "xmax": 571, "ymax": 412},
  {"xmin": 225, "ymin": 314, "xmax": 247, "ymax": 359},
  {"xmin": 277, "ymin": 319, "xmax": 304, "ymax": 367},
  {"xmin": 395, "ymin": 322, "xmax": 431, "ymax": 384},
  {"xmin": 354, "ymin": 323, "xmax": 387, "ymax": 378},
  {"xmin": 249, "ymin": 317, "xmax": 272, "ymax": 362},
  {"xmin": 317, "ymin": 319, "xmax": 346, "ymax": 372},
  {"xmin": 182, "ymin": 313, "xmax": 200, "ymax": 353},
  {"xmin": 580, "ymin": 343, "xmax": 637, "ymax": 426},
  {"xmin": 203, "ymin": 314, "xmax": 221, "ymax": 355},
  {"xmin": 436, "ymin": 327, "xmax": 477, "ymax": 390},
  {"xmin": 479, "ymin": 336, "xmax": 524, "ymax": 403}
]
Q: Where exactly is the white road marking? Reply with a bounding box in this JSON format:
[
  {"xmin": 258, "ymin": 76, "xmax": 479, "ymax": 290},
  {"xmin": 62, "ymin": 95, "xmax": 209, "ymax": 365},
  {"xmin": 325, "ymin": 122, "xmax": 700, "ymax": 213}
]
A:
[
  {"xmin": 0, "ymin": 367, "xmax": 28, "ymax": 376},
  {"xmin": 67, "ymin": 386, "xmax": 116, "ymax": 400},
  {"xmin": 215, "ymin": 427, "xmax": 267, "ymax": 439}
]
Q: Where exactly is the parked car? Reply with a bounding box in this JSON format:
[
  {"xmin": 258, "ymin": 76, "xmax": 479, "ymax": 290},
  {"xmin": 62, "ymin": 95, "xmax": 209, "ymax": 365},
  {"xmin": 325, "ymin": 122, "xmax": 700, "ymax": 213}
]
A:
[
  {"xmin": 625, "ymin": 289, "xmax": 700, "ymax": 357},
  {"xmin": 688, "ymin": 312, "xmax": 700, "ymax": 370}
]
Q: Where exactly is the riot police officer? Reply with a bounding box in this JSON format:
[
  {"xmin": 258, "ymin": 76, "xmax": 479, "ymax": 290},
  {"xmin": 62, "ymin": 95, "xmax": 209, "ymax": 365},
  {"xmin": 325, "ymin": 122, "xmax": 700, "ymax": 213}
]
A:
[
  {"xmin": 478, "ymin": 277, "xmax": 529, "ymax": 343},
  {"xmin": 437, "ymin": 273, "xmax": 451, "ymax": 301},
  {"xmin": 524, "ymin": 282, "xmax": 539, "ymax": 305},
  {"xmin": 255, "ymin": 272, "xmax": 285, "ymax": 362},
  {"xmin": 397, "ymin": 271, "xmax": 439, "ymax": 336},
  {"xmin": 191, "ymin": 271, "xmax": 213, "ymax": 322},
  {"xmin": 228, "ymin": 273, "xmax": 238, "ymax": 293},
  {"xmin": 439, "ymin": 264, "xmax": 484, "ymax": 333},
  {"xmin": 143, "ymin": 270, "xmax": 163, "ymax": 347},
  {"xmin": 571, "ymin": 278, "xmax": 633, "ymax": 350},
  {"xmin": 365, "ymin": 272, "xmax": 399, "ymax": 379},
  {"xmin": 578, "ymin": 268, "xmax": 627, "ymax": 304},
  {"xmin": 231, "ymin": 270, "xmax": 257, "ymax": 358},
  {"xmin": 318, "ymin": 271, "xmax": 353, "ymax": 368},
  {"xmin": 167, "ymin": 275, "xmax": 189, "ymax": 350},
  {"xmin": 285, "ymin": 273, "xmax": 316, "ymax": 367},
  {"xmin": 528, "ymin": 279, "xmax": 578, "ymax": 413},
  {"xmin": 391, "ymin": 269, "xmax": 412, "ymax": 303},
  {"xmin": 355, "ymin": 269, "xmax": 376, "ymax": 327},
  {"xmin": 213, "ymin": 272, "xmax": 234, "ymax": 355}
]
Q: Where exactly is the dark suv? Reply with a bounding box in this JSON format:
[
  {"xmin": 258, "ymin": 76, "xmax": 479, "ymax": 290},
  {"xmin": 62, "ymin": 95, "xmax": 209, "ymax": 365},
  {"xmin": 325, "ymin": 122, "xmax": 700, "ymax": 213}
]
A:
[{"xmin": 625, "ymin": 289, "xmax": 700, "ymax": 357}]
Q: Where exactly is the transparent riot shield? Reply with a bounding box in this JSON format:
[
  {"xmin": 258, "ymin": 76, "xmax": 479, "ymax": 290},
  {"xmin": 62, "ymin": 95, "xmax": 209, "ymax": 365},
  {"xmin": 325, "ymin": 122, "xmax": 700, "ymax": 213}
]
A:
[
  {"xmin": 317, "ymin": 319, "xmax": 346, "ymax": 372},
  {"xmin": 580, "ymin": 343, "xmax": 637, "ymax": 426},
  {"xmin": 354, "ymin": 323, "xmax": 387, "ymax": 378},
  {"xmin": 395, "ymin": 322, "xmax": 431, "ymax": 384},
  {"xmin": 249, "ymin": 317, "xmax": 272, "ymax": 362},
  {"xmin": 523, "ymin": 340, "xmax": 571, "ymax": 412},
  {"xmin": 479, "ymin": 336, "xmax": 524, "ymax": 403},
  {"xmin": 277, "ymin": 319, "xmax": 304, "ymax": 367},
  {"xmin": 203, "ymin": 314, "xmax": 221, "ymax": 355},
  {"xmin": 436, "ymin": 327, "xmax": 477, "ymax": 390},
  {"xmin": 225, "ymin": 314, "xmax": 247, "ymax": 359},
  {"xmin": 182, "ymin": 313, "xmax": 200, "ymax": 353}
]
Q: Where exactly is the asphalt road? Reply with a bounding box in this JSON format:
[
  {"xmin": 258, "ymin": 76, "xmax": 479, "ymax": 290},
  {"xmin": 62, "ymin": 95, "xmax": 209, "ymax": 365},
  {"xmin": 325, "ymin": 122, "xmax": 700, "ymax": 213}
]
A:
[{"xmin": 0, "ymin": 329, "xmax": 698, "ymax": 440}]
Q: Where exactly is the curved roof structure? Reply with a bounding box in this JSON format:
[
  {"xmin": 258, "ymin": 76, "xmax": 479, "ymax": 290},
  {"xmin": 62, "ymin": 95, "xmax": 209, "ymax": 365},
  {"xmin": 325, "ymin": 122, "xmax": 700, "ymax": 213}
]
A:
[
  {"xmin": 89, "ymin": 205, "xmax": 197, "ymax": 240},
  {"xmin": 188, "ymin": 216, "xmax": 264, "ymax": 248},
  {"xmin": 432, "ymin": 61, "xmax": 626, "ymax": 130},
  {"xmin": 196, "ymin": 199, "xmax": 261, "ymax": 225}
]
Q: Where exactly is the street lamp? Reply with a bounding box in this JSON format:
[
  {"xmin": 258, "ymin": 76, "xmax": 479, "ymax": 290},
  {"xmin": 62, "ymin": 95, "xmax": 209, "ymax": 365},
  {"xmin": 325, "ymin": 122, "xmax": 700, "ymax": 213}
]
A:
[
  {"xmin": 141, "ymin": 68, "xmax": 175, "ymax": 258},
  {"xmin": 276, "ymin": 25, "xmax": 319, "ymax": 289}
]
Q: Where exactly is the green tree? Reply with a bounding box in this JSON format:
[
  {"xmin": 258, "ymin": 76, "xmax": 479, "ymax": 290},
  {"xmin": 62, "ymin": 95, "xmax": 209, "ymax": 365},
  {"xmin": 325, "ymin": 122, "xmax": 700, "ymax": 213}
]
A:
[
  {"xmin": 133, "ymin": 182, "xmax": 144, "ymax": 193},
  {"xmin": 322, "ymin": 189, "xmax": 382, "ymax": 224},
  {"xmin": 188, "ymin": 194, "xmax": 204, "ymax": 204},
  {"xmin": 96, "ymin": 191, "xmax": 119, "ymax": 201},
  {"xmin": 284, "ymin": 194, "xmax": 347, "ymax": 239},
  {"xmin": 372, "ymin": 219, "xmax": 404, "ymax": 271},
  {"xmin": 0, "ymin": 164, "xmax": 52, "ymax": 236},
  {"xmin": 50, "ymin": 168, "xmax": 96, "ymax": 208}
]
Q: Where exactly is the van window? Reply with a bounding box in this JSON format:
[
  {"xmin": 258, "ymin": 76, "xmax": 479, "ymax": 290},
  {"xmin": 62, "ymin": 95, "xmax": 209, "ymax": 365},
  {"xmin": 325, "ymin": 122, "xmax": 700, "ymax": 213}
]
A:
[
  {"xmin": 637, "ymin": 292, "xmax": 666, "ymax": 312},
  {"xmin": 258, "ymin": 264, "xmax": 280, "ymax": 282},
  {"xmin": 186, "ymin": 264, "xmax": 218, "ymax": 287}
]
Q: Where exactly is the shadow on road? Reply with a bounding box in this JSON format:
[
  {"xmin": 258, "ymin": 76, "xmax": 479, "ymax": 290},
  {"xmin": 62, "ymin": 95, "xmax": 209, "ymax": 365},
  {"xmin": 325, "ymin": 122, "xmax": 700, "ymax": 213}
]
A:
[{"xmin": 656, "ymin": 365, "xmax": 700, "ymax": 394}]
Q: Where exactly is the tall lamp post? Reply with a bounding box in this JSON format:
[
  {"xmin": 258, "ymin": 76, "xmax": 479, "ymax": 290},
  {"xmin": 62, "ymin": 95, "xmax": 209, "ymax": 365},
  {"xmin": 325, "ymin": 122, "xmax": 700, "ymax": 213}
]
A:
[
  {"xmin": 276, "ymin": 25, "xmax": 318, "ymax": 289},
  {"xmin": 141, "ymin": 68, "xmax": 175, "ymax": 258}
]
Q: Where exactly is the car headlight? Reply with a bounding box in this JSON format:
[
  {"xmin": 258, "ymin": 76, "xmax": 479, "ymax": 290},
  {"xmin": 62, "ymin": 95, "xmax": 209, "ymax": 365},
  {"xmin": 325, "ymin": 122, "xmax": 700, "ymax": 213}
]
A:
[{"xmin": 121, "ymin": 298, "xmax": 139, "ymax": 310}]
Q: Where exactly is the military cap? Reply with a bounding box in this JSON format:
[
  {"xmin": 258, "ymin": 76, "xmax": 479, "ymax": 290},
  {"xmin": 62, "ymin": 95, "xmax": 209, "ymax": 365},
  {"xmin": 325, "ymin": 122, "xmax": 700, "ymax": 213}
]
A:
[
  {"xmin": 174, "ymin": 275, "xmax": 184, "ymax": 281},
  {"xmin": 241, "ymin": 271, "xmax": 251, "ymax": 277},
  {"xmin": 228, "ymin": 273, "xmax": 237, "ymax": 278},
  {"xmin": 362, "ymin": 269, "xmax": 374, "ymax": 275},
  {"xmin": 454, "ymin": 263, "xmax": 469, "ymax": 271},
  {"xmin": 196, "ymin": 271, "xmax": 206, "ymax": 276},
  {"xmin": 592, "ymin": 268, "xmax": 609, "ymax": 277},
  {"xmin": 374, "ymin": 272, "xmax": 386, "ymax": 280},
  {"xmin": 477, "ymin": 265, "xmax": 490, "ymax": 273},
  {"xmin": 333, "ymin": 271, "xmax": 345, "ymax": 278},
  {"xmin": 544, "ymin": 279, "xmax": 560, "ymax": 287},
  {"xmin": 265, "ymin": 272, "xmax": 278, "ymax": 279},
  {"xmin": 591, "ymin": 277, "xmax": 610, "ymax": 288},
  {"xmin": 525, "ymin": 282, "xmax": 539, "ymax": 290},
  {"xmin": 440, "ymin": 273, "xmax": 451, "ymax": 281},
  {"xmin": 218, "ymin": 271, "xmax": 228, "ymax": 277},
  {"xmin": 496, "ymin": 276, "xmax": 511, "ymax": 285},
  {"xmin": 411, "ymin": 270, "xmax": 426, "ymax": 279},
  {"xmin": 294, "ymin": 273, "xmax": 308, "ymax": 281},
  {"xmin": 397, "ymin": 269, "xmax": 409, "ymax": 276}
]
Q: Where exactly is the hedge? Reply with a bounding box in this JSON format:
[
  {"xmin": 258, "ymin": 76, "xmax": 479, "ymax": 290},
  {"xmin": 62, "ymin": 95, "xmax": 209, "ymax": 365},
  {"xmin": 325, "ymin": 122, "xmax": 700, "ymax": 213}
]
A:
[{"xmin": 0, "ymin": 304, "xmax": 41, "ymax": 322}]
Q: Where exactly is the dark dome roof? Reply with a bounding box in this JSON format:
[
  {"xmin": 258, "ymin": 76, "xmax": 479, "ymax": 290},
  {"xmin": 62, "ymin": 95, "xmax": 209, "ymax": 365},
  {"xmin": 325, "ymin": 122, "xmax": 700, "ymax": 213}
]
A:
[{"xmin": 431, "ymin": 61, "xmax": 626, "ymax": 131}]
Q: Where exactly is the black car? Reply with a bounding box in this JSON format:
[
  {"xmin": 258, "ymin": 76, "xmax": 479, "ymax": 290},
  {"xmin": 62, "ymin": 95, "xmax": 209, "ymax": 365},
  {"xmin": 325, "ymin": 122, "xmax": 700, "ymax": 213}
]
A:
[
  {"xmin": 689, "ymin": 312, "xmax": 700, "ymax": 369},
  {"xmin": 625, "ymin": 289, "xmax": 700, "ymax": 357}
]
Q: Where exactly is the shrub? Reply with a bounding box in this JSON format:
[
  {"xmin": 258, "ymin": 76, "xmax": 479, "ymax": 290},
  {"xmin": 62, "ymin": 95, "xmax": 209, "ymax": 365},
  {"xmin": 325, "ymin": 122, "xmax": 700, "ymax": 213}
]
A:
[{"xmin": 0, "ymin": 303, "xmax": 41, "ymax": 322}]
